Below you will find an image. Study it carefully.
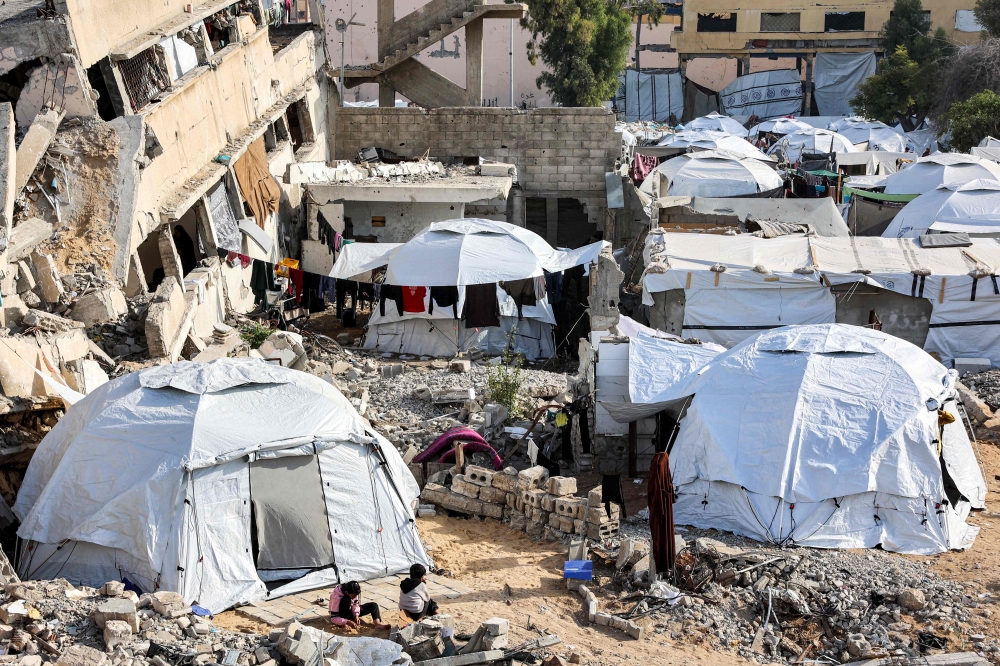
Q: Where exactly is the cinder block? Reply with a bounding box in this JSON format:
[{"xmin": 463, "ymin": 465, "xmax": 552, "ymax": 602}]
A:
[
  {"xmin": 491, "ymin": 468, "xmax": 519, "ymax": 491},
  {"xmin": 517, "ymin": 466, "xmax": 549, "ymax": 490},
  {"xmin": 548, "ymin": 512, "xmax": 562, "ymax": 529},
  {"xmin": 465, "ymin": 465, "xmax": 495, "ymax": 487},
  {"xmin": 540, "ymin": 494, "xmax": 556, "ymax": 512},
  {"xmin": 586, "ymin": 521, "xmax": 619, "ymax": 541},
  {"xmin": 558, "ymin": 516, "xmax": 574, "ymax": 533}
]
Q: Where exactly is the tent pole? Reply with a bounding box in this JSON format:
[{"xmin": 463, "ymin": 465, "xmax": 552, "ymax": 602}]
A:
[{"xmin": 628, "ymin": 420, "xmax": 638, "ymax": 478}]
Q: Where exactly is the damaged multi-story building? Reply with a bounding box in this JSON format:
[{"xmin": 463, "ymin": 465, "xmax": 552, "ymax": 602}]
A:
[{"xmin": 0, "ymin": 0, "xmax": 331, "ymax": 402}]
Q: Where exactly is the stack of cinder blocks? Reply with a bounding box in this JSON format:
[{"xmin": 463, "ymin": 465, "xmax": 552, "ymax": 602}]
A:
[{"xmin": 419, "ymin": 464, "xmax": 620, "ymax": 543}]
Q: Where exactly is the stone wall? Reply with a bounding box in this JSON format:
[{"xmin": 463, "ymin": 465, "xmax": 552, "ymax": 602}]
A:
[{"xmin": 334, "ymin": 107, "xmax": 619, "ymax": 211}]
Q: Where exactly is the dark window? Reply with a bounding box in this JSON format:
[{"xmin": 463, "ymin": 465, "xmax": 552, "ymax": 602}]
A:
[
  {"xmin": 825, "ymin": 11, "xmax": 866, "ymax": 32},
  {"xmin": 118, "ymin": 47, "xmax": 170, "ymax": 112},
  {"xmin": 760, "ymin": 12, "xmax": 800, "ymax": 32},
  {"xmin": 697, "ymin": 12, "xmax": 737, "ymax": 32}
]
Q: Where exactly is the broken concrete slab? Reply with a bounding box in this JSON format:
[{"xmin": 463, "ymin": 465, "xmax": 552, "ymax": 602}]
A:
[
  {"xmin": 8, "ymin": 218, "xmax": 53, "ymax": 263},
  {"xmin": 70, "ymin": 286, "xmax": 128, "ymax": 327},
  {"xmin": 414, "ymin": 650, "xmax": 504, "ymax": 666},
  {"xmin": 30, "ymin": 250, "xmax": 63, "ymax": 303},
  {"xmin": 0, "ymin": 103, "xmax": 13, "ymax": 252},
  {"xmin": 64, "ymin": 359, "xmax": 109, "ymax": 394},
  {"xmin": 14, "ymin": 107, "xmax": 65, "ymax": 196},
  {"xmin": 0, "ymin": 335, "xmax": 46, "ymax": 398},
  {"xmin": 145, "ymin": 278, "xmax": 186, "ymax": 359},
  {"xmin": 23, "ymin": 309, "xmax": 84, "ymax": 333}
]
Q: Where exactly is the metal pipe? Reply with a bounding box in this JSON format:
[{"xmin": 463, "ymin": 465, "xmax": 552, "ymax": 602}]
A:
[{"xmin": 510, "ymin": 19, "xmax": 514, "ymax": 107}]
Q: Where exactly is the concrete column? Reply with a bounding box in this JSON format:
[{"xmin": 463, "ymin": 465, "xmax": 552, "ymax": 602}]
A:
[
  {"xmin": 740, "ymin": 56, "xmax": 750, "ymax": 76},
  {"xmin": 98, "ymin": 57, "xmax": 132, "ymax": 117},
  {"xmin": 377, "ymin": 0, "xmax": 394, "ymax": 60},
  {"xmin": 0, "ymin": 103, "xmax": 13, "ymax": 256},
  {"xmin": 124, "ymin": 252, "xmax": 148, "ymax": 297},
  {"xmin": 158, "ymin": 226, "xmax": 187, "ymax": 292},
  {"xmin": 194, "ymin": 196, "xmax": 219, "ymax": 258},
  {"xmin": 506, "ymin": 187, "xmax": 525, "ymax": 228},
  {"xmin": 803, "ymin": 54, "xmax": 814, "ymax": 116},
  {"xmin": 465, "ymin": 18, "xmax": 484, "ymax": 106},
  {"xmin": 379, "ymin": 82, "xmax": 397, "ymax": 108},
  {"xmin": 545, "ymin": 197, "xmax": 558, "ymax": 246}
]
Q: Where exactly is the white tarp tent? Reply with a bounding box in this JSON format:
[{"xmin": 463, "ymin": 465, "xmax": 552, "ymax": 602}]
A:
[
  {"xmin": 828, "ymin": 118, "xmax": 909, "ymax": 152},
  {"xmin": 683, "ymin": 112, "xmax": 749, "ymax": 137},
  {"xmin": 13, "ymin": 360, "xmax": 429, "ymax": 612},
  {"xmin": 749, "ymin": 118, "xmax": 812, "ymax": 137},
  {"xmin": 616, "ymin": 70, "xmax": 684, "ymax": 123},
  {"xmin": 619, "ymin": 324, "xmax": 984, "ymax": 554},
  {"xmin": 883, "ymin": 154, "xmax": 1000, "ymax": 195},
  {"xmin": 719, "ymin": 70, "xmax": 804, "ymax": 120},
  {"xmin": 883, "ymin": 180, "xmax": 1000, "ymax": 238},
  {"xmin": 768, "ymin": 128, "xmax": 858, "ymax": 162},
  {"xmin": 813, "ymin": 52, "xmax": 877, "ymax": 116},
  {"xmin": 637, "ymin": 129, "xmax": 774, "ymax": 161},
  {"xmin": 638, "ymin": 151, "xmax": 782, "ymax": 198},
  {"xmin": 640, "ymin": 231, "xmax": 1000, "ymax": 365}
]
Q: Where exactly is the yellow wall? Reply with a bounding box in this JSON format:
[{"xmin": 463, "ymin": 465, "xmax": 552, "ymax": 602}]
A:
[
  {"xmin": 60, "ymin": 0, "xmax": 194, "ymax": 68},
  {"xmin": 672, "ymin": 0, "xmax": 981, "ymax": 54}
]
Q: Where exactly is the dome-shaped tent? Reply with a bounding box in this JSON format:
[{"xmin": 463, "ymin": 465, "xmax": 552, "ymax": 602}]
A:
[
  {"xmin": 638, "ymin": 150, "xmax": 782, "ymax": 198},
  {"xmin": 749, "ymin": 117, "xmax": 812, "ymax": 137},
  {"xmin": 683, "ymin": 112, "xmax": 749, "ymax": 137},
  {"xmin": 883, "ymin": 179, "xmax": 1000, "ymax": 237},
  {"xmin": 768, "ymin": 128, "xmax": 857, "ymax": 162},
  {"xmin": 827, "ymin": 117, "xmax": 909, "ymax": 151},
  {"xmin": 13, "ymin": 359, "xmax": 429, "ymax": 612},
  {"xmin": 627, "ymin": 324, "xmax": 984, "ymax": 554},
  {"xmin": 655, "ymin": 129, "xmax": 772, "ymax": 161},
  {"xmin": 883, "ymin": 153, "xmax": 1000, "ymax": 195}
]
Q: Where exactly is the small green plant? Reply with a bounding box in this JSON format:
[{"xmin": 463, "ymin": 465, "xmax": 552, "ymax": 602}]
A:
[
  {"xmin": 486, "ymin": 332, "xmax": 526, "ymax": 421},
  {"xmin": 239, "ymin": 322, "xmax": 274, "ymax": 349}
]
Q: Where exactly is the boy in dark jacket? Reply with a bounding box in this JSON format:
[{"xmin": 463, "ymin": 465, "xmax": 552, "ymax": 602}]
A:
[{"xmin": 398, "ymin": 564, "xmax": 439, "ymax": 621}]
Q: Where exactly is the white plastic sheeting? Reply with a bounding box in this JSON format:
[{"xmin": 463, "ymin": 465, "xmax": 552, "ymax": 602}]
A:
[
  {"xmin": 883, "ymin": 154, "xmax": 1000, "ymax": 195},
  {"xmin": 956, "ymin": 9, "xmax": 985, "ymax": 32},
  {"xmin": 638, "ymin": 151, "xmax": 782, "ymax": 198},
  {"xmin": 641, "ymin": 129, "xmax": 774, "ymax": 161},
  {"xmin": 641, "ymin": 323, "xmax": 982, "ymax": 554},
  {"xmin": 331, "ymin": 219, "xmax": 607, "ymax": 285},
  {"xmin": 813, "ymin": 52, "xmax": 877, "ymax": 117},
  {"xmin": 639, "ymin": 232, "xmax": 1000, "ymax": 367},
  {"xmin": 828, "ymin": 118, "xmax": 908, "ymax": 152},
  {"xmin": 159, "ymin": 35, "xmax": 198, "ymax": 81},
  {"xmin": 683, "ymin": 112, "xmax": 749, "ymax": 137},
  {"xmin": 749, "ymin": 118, "xmax": 812, "ymax": 136},
  {"xmin": 720, "ymin": 70, "xmax": 804, "ymax": 120},
  {"xmin": 836, "ymin": 151, "xmax": 909, "ymax": 176},
  {"xmin": 364, "ymin": 316, "xmax": 555, "ymax": 361},
  {"xmin": 616, "ymin": 70, "xmax": 683, "ymax": 123},
  {"xmin": 768, "ymin": 128, "xmax": 858, "ymax": 162},
  {"xmin": 882, "ymin": 180, "xmax": 1000, "ymax": 238},
  {"xmin": 628, "ymin": 335, "xmax": 722, "ymax": 404},
  {"xmin": 13, "ymin": 359, "xmax": 428, "ymax": 612}
]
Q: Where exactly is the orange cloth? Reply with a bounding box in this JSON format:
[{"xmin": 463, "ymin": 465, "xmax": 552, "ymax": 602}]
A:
[{"xmin": 233, "ymin": 137, "xmax": 280, "ymax": 229}]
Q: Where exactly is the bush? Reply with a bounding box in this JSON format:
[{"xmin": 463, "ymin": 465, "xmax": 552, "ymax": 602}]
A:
[
  {"xmin": 486, "ymin": 341, "xmax": 525, "ymax": 422},
  {"xmin": 940, "ymin": 90, "xmax": 1000, "ymax": 152},
  {"xmin": 239, "ymin": 322, "xmax": 273, "ymax": 349}
]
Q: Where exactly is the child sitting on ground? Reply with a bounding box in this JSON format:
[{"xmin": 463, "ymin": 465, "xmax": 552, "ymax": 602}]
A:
[
  {"xmin": 398, "ymin": 564, "xmax": 439, "ymax": 621},
  {"xmin": 329, "ymin": 581, "xmax": 390, "ymax": 630}
]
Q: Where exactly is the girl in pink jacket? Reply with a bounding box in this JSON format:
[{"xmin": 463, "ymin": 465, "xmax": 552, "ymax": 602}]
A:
[{"xmin": 328, "ymin": 581, "xmax": 390, "ymax": 629}]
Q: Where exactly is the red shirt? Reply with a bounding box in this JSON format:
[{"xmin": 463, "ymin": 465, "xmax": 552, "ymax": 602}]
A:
[{"xmin": 402, "ymin": 286, "xmax": 426, "ymax": 313}]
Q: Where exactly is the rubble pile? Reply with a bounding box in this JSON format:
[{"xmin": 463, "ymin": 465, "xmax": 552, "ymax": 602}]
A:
[
  {"xmin": 965, "ymin": 370, "xmax": 1000, "ymax": 413},
  {"xmin": 598, "ymin": 526, "xmax": 998, "ymax": 664},
  {"xmin": 420, "ymin": 465, "xmax": 619, "ymax": 545},
  {"xmin": 390, "ymin": 613, "xmax": 560, "ymax": 665}
]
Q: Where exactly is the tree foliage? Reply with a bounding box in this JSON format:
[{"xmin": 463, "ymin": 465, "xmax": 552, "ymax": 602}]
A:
[
  {"xmin": 975, "ymin": 0, "xmax": 1000, "ymax": 38},
  {"xmin": 931, "ymin": 37, "xmax": 1000, "ymax": 120},
  {"xmin": 851, "ymin": 0, "xmax": 950, "ymax": 131},
  {"xmin": 940, "ymin": 90, "xmax": 1000, "ymax": 152},
  {"xmin": 518, "ymin": 0, "xmax": 660, "ymax": 107}
]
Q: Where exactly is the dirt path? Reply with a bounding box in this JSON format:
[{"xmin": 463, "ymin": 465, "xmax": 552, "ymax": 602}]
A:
[{"xmin": 416, "ymin": 514, "xmax": 750, "ymax": 665}]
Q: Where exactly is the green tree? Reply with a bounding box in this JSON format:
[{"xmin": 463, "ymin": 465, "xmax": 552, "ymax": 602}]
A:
[
  {"xmin": 852, "ymin": 0, "xmax": 950, "ymax": 131},
  {"xmin": 975, "ymin": 0, "xmax": 1000, "ymax": 37},
  {"xmin": 517, "ymin": 0, "xmax": 660, "ymax": 107},
  {"xmin": 940, "ymin": 90, "xmax": 1000, "ymax": 152}
]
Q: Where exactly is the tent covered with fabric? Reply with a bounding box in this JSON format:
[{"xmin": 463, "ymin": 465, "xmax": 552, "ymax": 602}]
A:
[
  {"xmin": 719, "ymin": 70, "xmax": 803, "ymax": 120},
  {"xmin": 12, "ymin": 359, "xmax": 429, "ymax": 612},
  {"xmin": 882, "ymin": 180, "xmax": 1000, "ymax": 238},
  {"xmin": 610, "ymin": 324, "xmax": 983, "ymax": 554},
  {"xmin": 768, "ymin": 128, "xmax": 857, "ymax": 162},
  {"xmin": 330, "ymin": 219, "xmax": 606, "ymax": 359},
  {"xmin": 638, "ymin": 150, "xmax": 782, "ymax": 198},
  {"xmin": 827, "ymin": 118, "xmax": 910, "ymax": 152},
  {"xmin": 635, "ymin": 129, "xmax": 773, "ymax": 161},
  {"xmin": 639, "ymin": 230, "xmax": 1000, "ymax": 366},
  {"xmin": 683, "ymin": 112, "xmax": 749, "ymax": 137},
  {"xmin": 883, "ymin": 154, "xmax": 1000, "ymax": 195}
]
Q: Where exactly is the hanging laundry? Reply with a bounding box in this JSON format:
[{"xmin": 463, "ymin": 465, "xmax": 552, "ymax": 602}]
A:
[
  {"xmin": 335, "ymin": 279, "xmax": 358, "ymax": 318},
  {"xmin": 501, "ymin": 278, "xmax": 537, "ymax": 319},
  {"xmin": 380, "ymin": 284, "xmax": 405, "ymax": 317},
  {"xmin": 428, "ymin": 286, "xmax": 459, "ymax": 318},
  {"xmin": 287, "ymin": 268, "xmax": 305, "ymax": 302},
  {"xmin": 249, "ymin": 259, "xmax": 276, "ymax": 306},
  {"xmin": 303, "ymin": 273, "xmax": 324, "ymax": 313},
  {"xmin": 545, "ymin": 271, "xmax": 564, "ymax": 305},
  {"xmin": 462, "ymin": 283, "xmax": 500, "ymax": 328},
  {"xmin": 648, "ymin": 452, "xmax": 677, "ymax": 576},
  {"xmin": 319, "ymin": 276, "xmax": 337, "ymax": 303},
  {"xmin": 402, "ymin": 286, "xmax": 427, "ymax": 313},
  {"xmin": 602, "ymin": 474, "xmax": 627, "ymax": 520},
  {"xmin": 357, "ymin": 282, "xmax": 376, "ymax": 310},
  {"xmin": 233, "ymin": 137, "xmax": 281, "ymax": 228}
]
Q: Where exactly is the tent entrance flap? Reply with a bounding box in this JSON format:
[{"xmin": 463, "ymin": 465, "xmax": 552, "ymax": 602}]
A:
[{"xmin": 249, "ymin": 456, "xmax": 337, "ymax": 571}]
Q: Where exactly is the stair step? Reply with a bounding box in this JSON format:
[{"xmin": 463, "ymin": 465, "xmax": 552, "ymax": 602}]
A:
[{"xmin": 463, "ymin": 11, "xmax": 473, "ymax": 17}]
